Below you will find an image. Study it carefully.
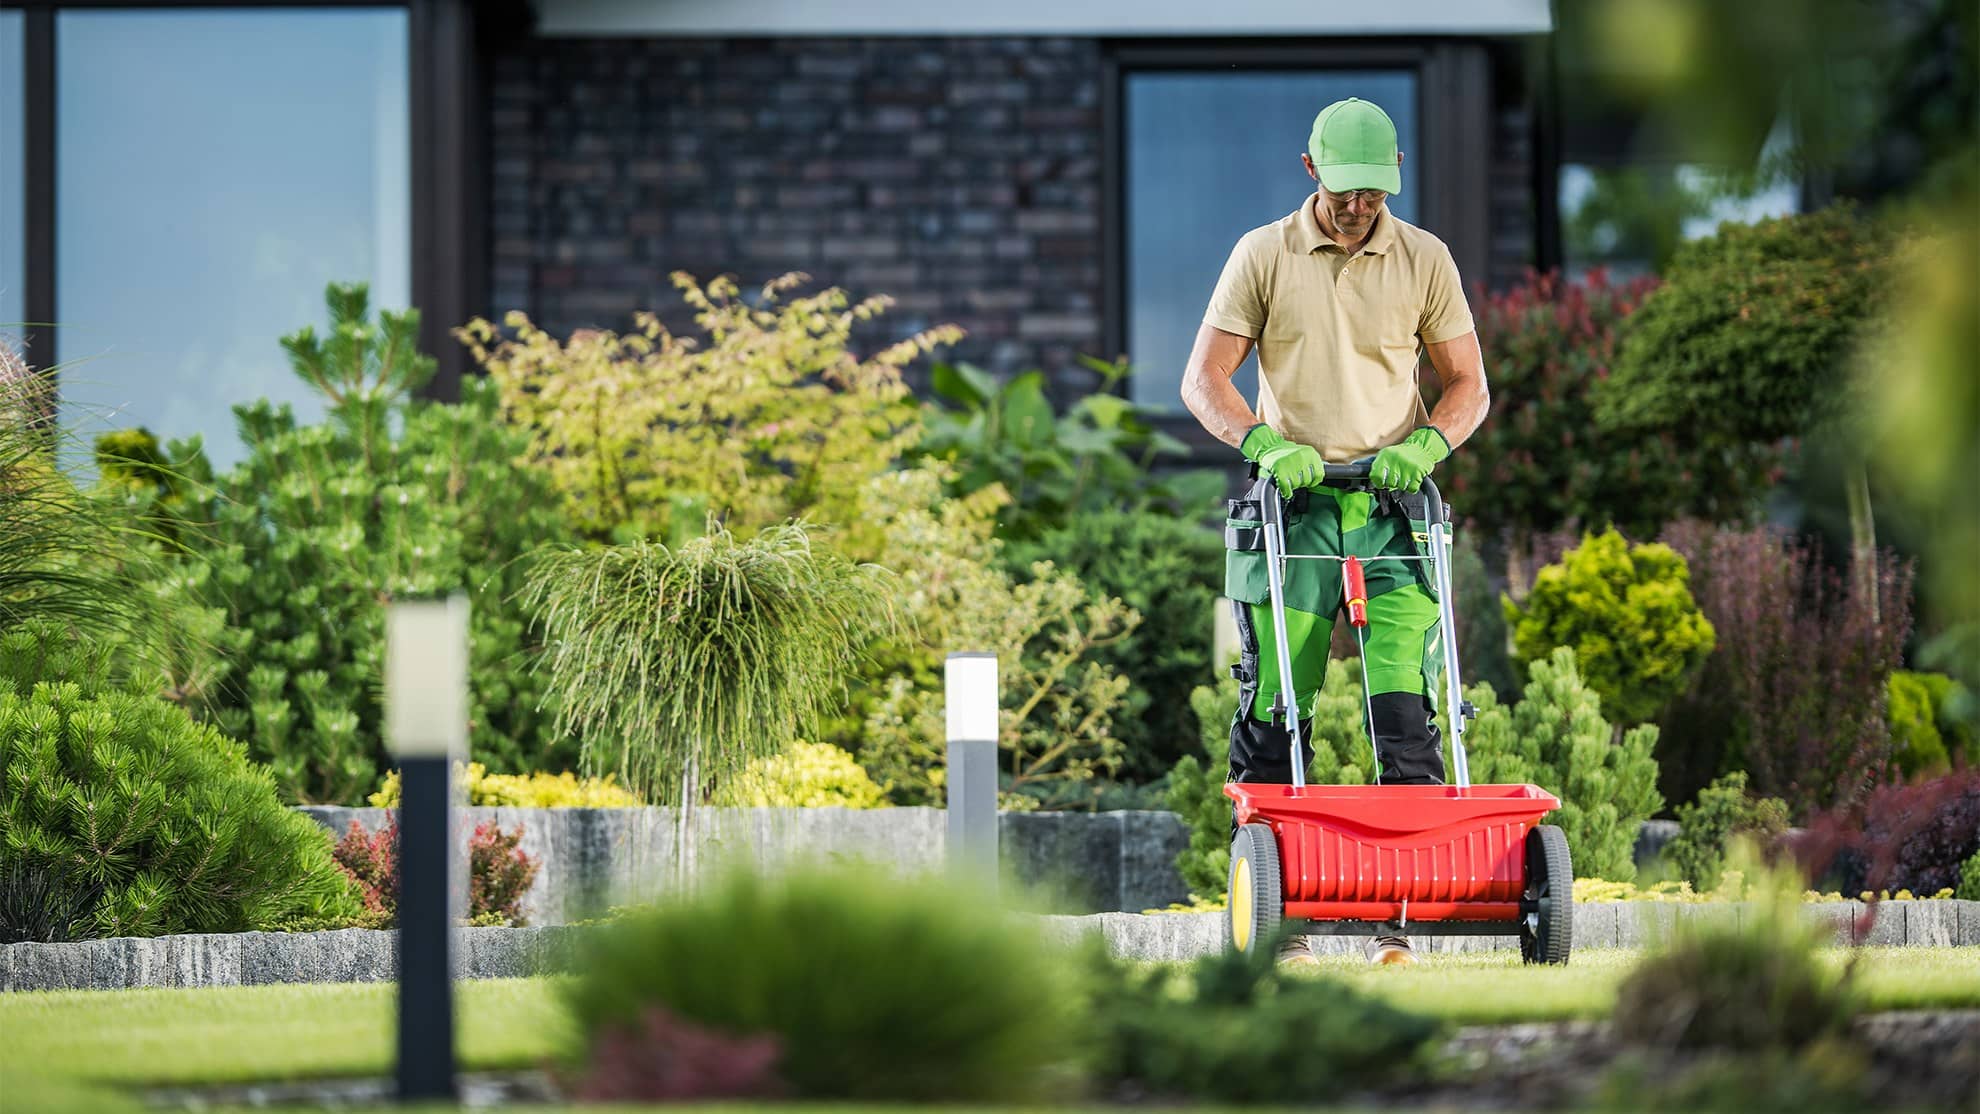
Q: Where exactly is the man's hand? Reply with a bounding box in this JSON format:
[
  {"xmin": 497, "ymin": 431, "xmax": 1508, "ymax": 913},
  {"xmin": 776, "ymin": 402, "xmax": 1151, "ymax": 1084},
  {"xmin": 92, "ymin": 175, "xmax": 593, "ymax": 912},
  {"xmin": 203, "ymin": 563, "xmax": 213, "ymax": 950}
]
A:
[
  {"xmin": 1242, "ymin": 424, "xmax": 1325, "ymax": 497},
  {"xmin": 1370, "ymin": 426, "xmax": 1451, "ymax": 491}
]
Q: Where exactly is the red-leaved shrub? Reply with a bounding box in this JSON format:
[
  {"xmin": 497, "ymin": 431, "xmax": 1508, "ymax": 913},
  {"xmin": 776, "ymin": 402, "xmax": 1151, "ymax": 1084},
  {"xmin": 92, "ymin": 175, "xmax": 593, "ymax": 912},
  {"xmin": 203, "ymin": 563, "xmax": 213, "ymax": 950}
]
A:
[
  {"xmin": 329, "ymin": 816, "xmax": 541, "ymax": 927},
  {"xmin": 1659, "ymin": 523, "xmax": 1913, "ymax": 817},
  {"xmin": 1792, "ymin": 768, "xmax": 1980, "ymax": 896},
  {"xmin": 570, "ymin": 1006, "xmax": 786, "ymax": 1102}
]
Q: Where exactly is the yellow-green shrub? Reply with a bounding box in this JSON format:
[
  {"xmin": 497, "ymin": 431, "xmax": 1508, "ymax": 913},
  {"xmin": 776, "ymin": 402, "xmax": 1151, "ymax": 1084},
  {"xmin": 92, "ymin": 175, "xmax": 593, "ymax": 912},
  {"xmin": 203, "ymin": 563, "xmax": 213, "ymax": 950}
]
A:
[
  {"xmin": 1505, "ymin": 528, "xmax": 1715, "ymax": 726},
  {"xmin": 713, "ymin": 742, "xmax": 889, "ymax": 808},
  {"xmin": 369, "ymin": 763, "xmax": 642, "ymax": 808}
]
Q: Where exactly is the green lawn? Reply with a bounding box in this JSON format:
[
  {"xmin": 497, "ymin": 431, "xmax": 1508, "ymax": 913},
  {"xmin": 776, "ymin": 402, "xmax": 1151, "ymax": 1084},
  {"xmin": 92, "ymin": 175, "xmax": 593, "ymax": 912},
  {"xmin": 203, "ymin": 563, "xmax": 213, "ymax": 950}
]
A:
[{"xmin": 3, "ymin": 948, "xmax": 1975, "ymax": 1112}]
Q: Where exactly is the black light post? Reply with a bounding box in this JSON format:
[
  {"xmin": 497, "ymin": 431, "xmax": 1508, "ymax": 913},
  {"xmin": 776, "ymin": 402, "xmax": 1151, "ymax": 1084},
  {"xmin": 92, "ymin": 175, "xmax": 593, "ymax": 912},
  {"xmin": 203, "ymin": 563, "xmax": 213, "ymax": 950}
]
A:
[{"xmin": 385, "ymin": 595, "xmax": 468, "ymax": 1103}]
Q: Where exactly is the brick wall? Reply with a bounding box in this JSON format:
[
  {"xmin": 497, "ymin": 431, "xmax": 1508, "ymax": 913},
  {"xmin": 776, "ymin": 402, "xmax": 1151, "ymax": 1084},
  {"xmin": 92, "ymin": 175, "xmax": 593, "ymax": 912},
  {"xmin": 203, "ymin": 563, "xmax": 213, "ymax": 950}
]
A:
[
  {"xmin": 487, "ymin": 37, "xmax": 1105, "ymax": 385},
  {"xmin": 486, "ymin": 37, "xmax": 1538, "ymax": 389}
]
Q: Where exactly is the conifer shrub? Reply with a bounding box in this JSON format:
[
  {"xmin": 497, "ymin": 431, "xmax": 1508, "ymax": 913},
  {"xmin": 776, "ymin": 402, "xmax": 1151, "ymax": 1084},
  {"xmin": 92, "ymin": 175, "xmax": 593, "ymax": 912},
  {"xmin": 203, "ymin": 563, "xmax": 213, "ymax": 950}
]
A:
[
  {"xmin": 1663, "ymin": 771, "xmax": 1792, "ymax": 890},
  {"xmin": 0, "ymin": 625, "xmax": 359, "ymax": 941},
  {"xmin": 1505, "ymin": 528, "xmax": 1716, "ymax": 726},
  {"xmin": 1465, "ymin": 646, "xmax": 1664, "ymax": 881}
]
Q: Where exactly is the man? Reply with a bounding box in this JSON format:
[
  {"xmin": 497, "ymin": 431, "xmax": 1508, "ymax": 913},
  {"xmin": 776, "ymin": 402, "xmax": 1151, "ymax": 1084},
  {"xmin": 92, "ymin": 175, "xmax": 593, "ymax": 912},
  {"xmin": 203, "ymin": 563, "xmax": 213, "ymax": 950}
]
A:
[{"xmin": 1179, "ymin": 97, "xmax": 1490, "ymax": 967}]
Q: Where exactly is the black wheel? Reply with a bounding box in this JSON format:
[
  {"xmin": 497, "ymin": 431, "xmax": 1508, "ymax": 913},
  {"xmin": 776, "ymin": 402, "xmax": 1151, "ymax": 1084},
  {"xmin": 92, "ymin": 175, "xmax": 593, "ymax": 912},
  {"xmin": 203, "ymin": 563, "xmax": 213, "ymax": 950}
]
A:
[
  {"xmin": 1227, "ymin": 823, "xmax": 1283, "ymax": 955},
  {"xmin": 1521, "ymin": 824, "xmax": 1573, "ymax": 965}
]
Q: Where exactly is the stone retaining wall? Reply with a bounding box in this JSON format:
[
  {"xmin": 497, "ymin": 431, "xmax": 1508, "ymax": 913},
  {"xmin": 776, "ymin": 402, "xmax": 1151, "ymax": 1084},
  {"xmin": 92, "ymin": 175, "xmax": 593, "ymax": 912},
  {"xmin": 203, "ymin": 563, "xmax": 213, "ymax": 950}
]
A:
[
  {"xmin": 7, "ymin": 902, "xmax": 1975, "ymax": 993},
  {"xmin": 297, "ymin": 806, "xmax": 1192, "ymax": 923}
]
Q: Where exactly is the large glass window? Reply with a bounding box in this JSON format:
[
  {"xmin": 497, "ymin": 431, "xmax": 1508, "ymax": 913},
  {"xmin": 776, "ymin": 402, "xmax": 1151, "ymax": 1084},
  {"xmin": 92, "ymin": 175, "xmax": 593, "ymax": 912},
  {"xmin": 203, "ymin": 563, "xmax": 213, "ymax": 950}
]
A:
[
  {"xmin": 1124, "ymin": 71, "xmax": 1418, "ymax": 411},
  {"xmin": 1, "ymin": 11, "xmax": 23, "ymax": 344},
  {"xmin": 56, "ymin": 8, "xmax": 409, "ymax": 469}
]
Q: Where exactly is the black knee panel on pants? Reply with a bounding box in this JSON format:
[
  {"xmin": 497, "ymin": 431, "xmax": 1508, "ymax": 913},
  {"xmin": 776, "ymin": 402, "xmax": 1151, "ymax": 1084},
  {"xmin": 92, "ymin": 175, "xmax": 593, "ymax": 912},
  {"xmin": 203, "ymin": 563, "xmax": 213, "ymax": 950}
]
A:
[{"xmin": 1367, "ymin": 691, "xmax": 1446, "ymax": 785}]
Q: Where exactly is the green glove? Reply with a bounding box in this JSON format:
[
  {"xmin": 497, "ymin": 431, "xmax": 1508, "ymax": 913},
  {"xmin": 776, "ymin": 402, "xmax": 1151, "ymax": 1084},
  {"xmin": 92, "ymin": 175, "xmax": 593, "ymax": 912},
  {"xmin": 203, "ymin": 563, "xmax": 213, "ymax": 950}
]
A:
[
  {"xmin": 1241, "ymin": 424, "xmax": 1325, "ymax": 497},
  {"xmin": 1370, "ymin": 426, "xmax": 1451, "ymax": 491}
]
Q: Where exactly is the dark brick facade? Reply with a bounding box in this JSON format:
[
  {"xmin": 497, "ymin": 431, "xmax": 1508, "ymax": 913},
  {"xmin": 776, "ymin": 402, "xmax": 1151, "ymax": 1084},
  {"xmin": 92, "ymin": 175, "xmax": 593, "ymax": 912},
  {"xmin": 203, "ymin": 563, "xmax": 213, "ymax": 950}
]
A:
[
  {"xmin": 488, "ymin": 37, "xmax": 1105, "ymax": 383},
  {"xmin": 486, "ymin": 36, "xmax": 1537, "ymax": 387}
]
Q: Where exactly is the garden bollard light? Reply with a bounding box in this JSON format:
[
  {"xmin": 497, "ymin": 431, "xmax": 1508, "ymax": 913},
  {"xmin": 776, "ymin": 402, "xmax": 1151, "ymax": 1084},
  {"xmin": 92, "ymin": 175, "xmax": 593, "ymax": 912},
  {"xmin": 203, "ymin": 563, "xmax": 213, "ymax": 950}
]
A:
[
  {"xmin": 385, "ymin": 594, "xmax": 469, "ymax": 1104},
  {"xmin": 945, "ymin": 652, "xmax": 998, "ymax": 891}
]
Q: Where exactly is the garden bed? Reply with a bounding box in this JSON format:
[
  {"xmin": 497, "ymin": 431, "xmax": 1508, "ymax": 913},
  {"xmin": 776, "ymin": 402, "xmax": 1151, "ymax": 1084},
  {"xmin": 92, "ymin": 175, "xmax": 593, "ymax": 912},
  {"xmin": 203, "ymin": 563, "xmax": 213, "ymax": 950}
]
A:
[{"xmin": 6, "ymin": 902, "xmax": 1978, "ymax": 993}]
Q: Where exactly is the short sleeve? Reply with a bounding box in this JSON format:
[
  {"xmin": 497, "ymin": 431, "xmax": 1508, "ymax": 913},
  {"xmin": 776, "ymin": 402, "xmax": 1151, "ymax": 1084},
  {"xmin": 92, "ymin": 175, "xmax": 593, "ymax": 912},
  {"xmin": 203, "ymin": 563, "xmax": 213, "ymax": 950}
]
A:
[
  {"xmin": 1203, "ymin": 235, "xmax": 1267, "ymax": 339},
  {"xmin": 1417, "ymin": 242, "xmax": 1475, "ymax": 344}
]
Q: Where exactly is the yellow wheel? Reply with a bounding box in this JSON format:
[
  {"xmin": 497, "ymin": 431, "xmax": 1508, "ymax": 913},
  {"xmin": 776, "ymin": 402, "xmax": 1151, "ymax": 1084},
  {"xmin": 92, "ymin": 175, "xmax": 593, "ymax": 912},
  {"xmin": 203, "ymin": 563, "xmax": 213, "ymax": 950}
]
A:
[{"xmin": 1227, "ymin": 823, "xmax": 1282, "ymax": 953}]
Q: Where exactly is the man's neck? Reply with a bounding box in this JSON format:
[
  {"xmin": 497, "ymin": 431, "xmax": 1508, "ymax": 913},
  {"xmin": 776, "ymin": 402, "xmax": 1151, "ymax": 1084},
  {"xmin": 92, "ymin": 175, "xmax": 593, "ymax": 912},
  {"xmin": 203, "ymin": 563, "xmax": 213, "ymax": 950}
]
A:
[{"xmin": 1311, "ymin": 195, "xmax": 1375, "ymax": 255}]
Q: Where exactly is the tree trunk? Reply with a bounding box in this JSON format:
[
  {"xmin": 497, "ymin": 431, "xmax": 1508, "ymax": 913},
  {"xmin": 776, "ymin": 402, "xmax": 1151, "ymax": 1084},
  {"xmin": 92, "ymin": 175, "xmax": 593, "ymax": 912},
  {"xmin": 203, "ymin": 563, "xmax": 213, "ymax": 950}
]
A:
[{"xmin": 1845, "ymin": 461, "xmax": 1880, "ymax": 626}]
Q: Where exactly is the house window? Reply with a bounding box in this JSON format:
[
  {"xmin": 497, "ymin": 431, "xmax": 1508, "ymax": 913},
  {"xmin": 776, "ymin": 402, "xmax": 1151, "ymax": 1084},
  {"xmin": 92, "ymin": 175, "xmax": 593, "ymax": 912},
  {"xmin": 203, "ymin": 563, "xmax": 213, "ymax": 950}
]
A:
[
  {"xmin": 1123, "ymin": 70, "xmax": 1419, "ymax": 413},
  {"xmin": 1, "ymin": 11, "xmax": 22, "ymax": 345},
  {"xmin": 55, "ymin": 8, "xmax": 410, "ymax": 469}
]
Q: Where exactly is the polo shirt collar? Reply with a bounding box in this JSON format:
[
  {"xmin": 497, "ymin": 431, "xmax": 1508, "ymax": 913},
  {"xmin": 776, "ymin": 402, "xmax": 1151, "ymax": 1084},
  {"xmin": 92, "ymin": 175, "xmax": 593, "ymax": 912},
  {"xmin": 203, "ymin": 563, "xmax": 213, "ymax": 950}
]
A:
[{"xmin": 1286, "ymin": 193, "xmax": 1397, "ymax": 256}]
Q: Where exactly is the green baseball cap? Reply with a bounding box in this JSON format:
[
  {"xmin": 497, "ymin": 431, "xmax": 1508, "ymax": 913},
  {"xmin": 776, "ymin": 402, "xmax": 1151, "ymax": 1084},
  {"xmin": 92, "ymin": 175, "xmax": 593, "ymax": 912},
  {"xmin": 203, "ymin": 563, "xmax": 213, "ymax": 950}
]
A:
[{"xmin": 1308, "ymin": 98, "xmax": 1403, "ymax": 195}]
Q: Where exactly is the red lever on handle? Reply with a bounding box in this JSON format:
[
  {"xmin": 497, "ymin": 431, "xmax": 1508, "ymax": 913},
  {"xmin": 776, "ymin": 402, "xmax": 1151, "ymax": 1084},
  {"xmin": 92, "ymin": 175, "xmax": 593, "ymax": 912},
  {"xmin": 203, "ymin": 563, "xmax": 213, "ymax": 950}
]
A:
[{"xmin": 1343, "ymin": 555, "xmax": 1368, "ymax": 627}]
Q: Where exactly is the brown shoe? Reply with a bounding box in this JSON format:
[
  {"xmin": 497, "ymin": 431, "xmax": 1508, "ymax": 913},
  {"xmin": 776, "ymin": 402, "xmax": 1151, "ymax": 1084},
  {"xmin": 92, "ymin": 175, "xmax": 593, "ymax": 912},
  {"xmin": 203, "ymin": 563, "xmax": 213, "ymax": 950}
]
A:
[
  {"xmin": 1277, "ymin": 935, "xmax": 1321, "ymax": 968},
  {"xmin": 1367, "ymin": 934, "xmax": 1417, "ymax": 966}
]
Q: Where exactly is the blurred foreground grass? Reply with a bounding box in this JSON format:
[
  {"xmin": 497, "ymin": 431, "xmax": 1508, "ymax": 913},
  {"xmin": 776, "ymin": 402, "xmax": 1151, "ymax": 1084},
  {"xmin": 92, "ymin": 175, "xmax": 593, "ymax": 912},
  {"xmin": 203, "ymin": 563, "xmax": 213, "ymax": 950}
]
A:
[{"xmin": 2, "ymin": 949, "xmax": 1974, "ymax": 1112}]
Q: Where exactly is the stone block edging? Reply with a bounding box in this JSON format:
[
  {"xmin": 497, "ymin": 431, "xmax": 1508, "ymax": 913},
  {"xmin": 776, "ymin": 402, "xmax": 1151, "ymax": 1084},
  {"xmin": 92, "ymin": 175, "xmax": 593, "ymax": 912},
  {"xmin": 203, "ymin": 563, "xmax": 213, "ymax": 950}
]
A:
[{"xmin": 5, "ymin": 901, "xmax": 1974, "ymax": 993}]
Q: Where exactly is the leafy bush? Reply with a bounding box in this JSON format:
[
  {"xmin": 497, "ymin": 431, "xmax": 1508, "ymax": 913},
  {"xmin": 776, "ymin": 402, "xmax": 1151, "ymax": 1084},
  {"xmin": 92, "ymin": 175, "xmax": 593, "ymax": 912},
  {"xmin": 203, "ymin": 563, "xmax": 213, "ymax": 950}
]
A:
[
  {"xmin": 1959, "ymin": 850, "xmax": 1980, "ymax": 901},
  {"xmin": 1504, "ymin": 528, "xmax": 1716, "ymax": 726},
  {"xmin": 918, "ymin": 358, "xmax": 1224, "ymax": 544},
  {"xmin": 1444, "ymin": 269, "xmax": 1780, "ymax": 548},
  {"xmin": 1599, "ymin": 205, "xmax": 1888, "ymax": 446},
  {"xmin": 1168, "ymin": 664, "xmax": 1380, "ymax": 899},
  {"xmin": 1664, "ymin": 772, "xmax": 1792, "ymax": 890},
  {"xmin": 1465, "ymin": 646, "xmax": 1664, "ymax": 880},
  {"xmin": 369, "ymin": 763, "xmax": 641, "ymax": 809},
  {"xmin": 1658, "ymin": 522, "xmax": 1912, "ymax": 817},
  {"xmin": 1085, "ymin": 942, "xmax": 1440, "ymax": 1101},
  {"xmin": 569, "ymin": 1006, "xmax": 785, "ymax": 1102},
  {"xmin": 0, "ymin": 625, "xmax": 359, "ymax": 941},
  {"xmin": 845, "ymin": 470, "xmax": 1135, "ymax": 810},
  {"xmin": 1004, "ymin": 508, "xmax": 1222, "ymax": 780},
  {"xmin": 1792, "ymin": 768, "xmax": 1980, "ymax": 896},
  {"xmin": 563, "ymin": 868, "xmax": 1082, "ymax": 1101},
  {"xmin": 1614, "ymin": 844, "xmax": 1857, "ymax": 1053},
  {"xmin": 712, "ymin": 741, "xmax": 890, "ymax": 808},
  {"xmin": 464, "ymin": 272, "xmax": 962, "ymax": 548},
  {"xmin": 120, "ymin": 284, "xmax": 572, "ymax": 803},
  {"xmin": 330, "ymin": 816, "xmax": 542, "ymax": 927}
]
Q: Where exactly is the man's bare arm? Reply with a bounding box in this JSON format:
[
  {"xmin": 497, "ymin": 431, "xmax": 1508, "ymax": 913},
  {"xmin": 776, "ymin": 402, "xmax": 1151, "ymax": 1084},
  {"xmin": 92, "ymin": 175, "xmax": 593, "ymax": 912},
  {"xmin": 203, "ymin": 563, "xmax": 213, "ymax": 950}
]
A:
[
  {"xmin": 1180, "ymin": 323, "xmax": 1260, "ymax": 450},
  {"xmin": 1423, "ymin": 330, "xmax": 1490, "ymax": 449}
]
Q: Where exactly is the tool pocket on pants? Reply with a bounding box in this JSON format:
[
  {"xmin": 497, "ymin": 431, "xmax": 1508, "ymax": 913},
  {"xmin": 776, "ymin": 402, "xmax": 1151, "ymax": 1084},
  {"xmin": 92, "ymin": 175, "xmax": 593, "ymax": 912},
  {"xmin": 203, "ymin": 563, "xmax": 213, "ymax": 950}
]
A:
[{"xmin": 1224, "ymin": 496, "xmax": 1269, "ymax": 604}]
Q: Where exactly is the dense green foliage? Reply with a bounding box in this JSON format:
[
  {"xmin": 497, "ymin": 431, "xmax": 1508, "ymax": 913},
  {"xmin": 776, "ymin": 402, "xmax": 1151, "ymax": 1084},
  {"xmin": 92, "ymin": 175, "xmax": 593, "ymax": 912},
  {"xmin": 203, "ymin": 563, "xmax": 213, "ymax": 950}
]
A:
[
  {"xmin": 1444, "ymin": 270, "xmax": 1778, "ymax": 546},
  {"xmin": 1506, "ymin": 528, "xmax": 1716, "ymax": 726},
  {"xmin": 1887, "ymin": 670, "xmax": 1977, "ymax": 777},
  {"xmin": 564, "ymin": 869, "xmax": 1082, "ymax": 1101},
  {"xmin": 0, "ymin": 625, "xmax": 358, "ymax": 941},
  {"xmin": 712, "ymin": 741, "xmax": 890, "ymax": 808},
  {"xmin": 1085, "ymin": 942, "xmax": 1441, "ymax": 1101},
  {"xmin": 1599, "ymin": 205, "xmax": 1887, "ymax": 444},
  {"xmin": 1465, "ymin": 646, "xmax": 1664, "ymax": 881},
  {"xmin": 919, "ymin": 358, "xmax": 1224, "ymax": 543},
  {"xmin": 1960, "ymin": 850, "xmax": 1980, "ymax": 901},
  {"xmin": 1004, "ymin": 509, "xmax": 1221, "ymax": 779},
  {"xmin": 1663, "ymin": 772, "xmax": 1791, "ymax": 890},
  {"xmin": 117, "ymin": 284, "xmax": 571, "ymax": 802}
]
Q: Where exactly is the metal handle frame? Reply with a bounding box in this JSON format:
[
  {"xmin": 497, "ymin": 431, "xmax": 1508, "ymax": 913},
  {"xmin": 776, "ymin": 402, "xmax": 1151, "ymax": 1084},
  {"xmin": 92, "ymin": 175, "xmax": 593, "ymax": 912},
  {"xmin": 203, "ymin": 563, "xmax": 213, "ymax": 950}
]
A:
[{"xmin": 1257, "ymin": 467, "xmax": 1473, "ymax": 791}]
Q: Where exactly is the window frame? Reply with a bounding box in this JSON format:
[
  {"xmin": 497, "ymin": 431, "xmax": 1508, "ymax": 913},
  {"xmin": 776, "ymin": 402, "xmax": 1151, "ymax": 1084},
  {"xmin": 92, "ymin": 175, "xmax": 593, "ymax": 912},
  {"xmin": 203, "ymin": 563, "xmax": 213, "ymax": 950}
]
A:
[
  {"xmin": 3, "ymin": 0, "xmax": 483, "ymax": 399},
  {"xmin": 1100, "ymin": 39, "xmax": 1492, "ymax": 461}
]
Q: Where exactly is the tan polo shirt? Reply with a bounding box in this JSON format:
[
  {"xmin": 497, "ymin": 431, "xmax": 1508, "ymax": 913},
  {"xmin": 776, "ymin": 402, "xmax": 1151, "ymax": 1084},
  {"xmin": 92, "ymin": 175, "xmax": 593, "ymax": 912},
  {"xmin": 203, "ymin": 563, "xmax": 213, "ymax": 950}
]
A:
[{"xmin": 1203, "ymin": 196, "xmax": 1475, "ymax": 462}]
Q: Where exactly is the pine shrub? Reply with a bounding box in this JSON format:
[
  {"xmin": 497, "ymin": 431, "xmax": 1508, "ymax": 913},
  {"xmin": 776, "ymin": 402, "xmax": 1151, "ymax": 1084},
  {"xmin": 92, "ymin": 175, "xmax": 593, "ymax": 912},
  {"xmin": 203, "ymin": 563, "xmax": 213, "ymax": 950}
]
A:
[
  {"xmin": 1505, "ymin": 528, "xmax": 1716, "ymax": 727},
  {"xmin": 0, "ymin": 625, "xmax": 359, "ymax": 941},
  {"xmin": 1465, "ymin": 646, "xmax": 1664, "ymax": 881},
  {"xmin": 1664, "ymin": 772, "xmax": 1791, "ymax": 890}
]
